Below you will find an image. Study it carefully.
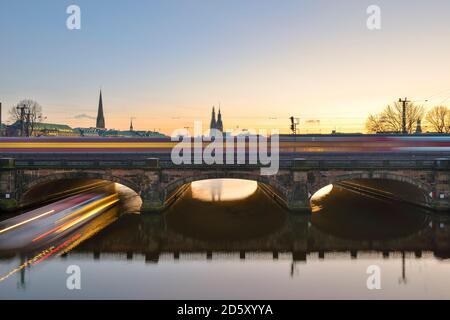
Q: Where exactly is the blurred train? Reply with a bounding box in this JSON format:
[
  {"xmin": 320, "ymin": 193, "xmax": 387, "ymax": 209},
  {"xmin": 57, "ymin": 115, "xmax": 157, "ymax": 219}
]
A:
[
  {"xmin": 0, "ymin": 192, "xmax": 119, "ymax": 253},
  {"xmin": 1, "ymin": 134, "xmax": 450, "ymax": 155}
]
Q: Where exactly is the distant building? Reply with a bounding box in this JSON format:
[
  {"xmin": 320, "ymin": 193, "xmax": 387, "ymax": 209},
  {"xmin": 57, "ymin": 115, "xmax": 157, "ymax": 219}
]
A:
[
  {"xmin": 415, "ymin": 119, "xmax": 423, "ymax": 134},
  {"xmin": 209, "ymin": 106, "xmax": 216, "ymax": 130},
  {"xmin": 2, "ymin": 90, "xmax": 168, "ymax": 138},
  {"xmin": 0, "ymin": 102, "xmax": 3, "ymax": 136},
  {"xmin": 216, "ymin": 109, "xmax": 223, "ymax": 132},
  {"xmin": 75, "ymin": 115, "xmax": 167, "ymax": 138},
  {"xmin": 7, "ymin": 121, "xmax": 78, "ymax": 137},
  {"xmin": 209, "ymin": 106, "xmax": 224, "ymax": 132},
  {"xmin": 96, "ymin": 90, "xmax": 106, "ymax": 129},
  {"xmin": 101, "ymin": 129, "xmax": 168, "ymax": 138},
  {"xmin": 74, "ymin": 127, "xmax": 104, "ymax": 137},
  {"xmin": 73, "ymin": 126, "xmax": 167, "ymax": 138}
]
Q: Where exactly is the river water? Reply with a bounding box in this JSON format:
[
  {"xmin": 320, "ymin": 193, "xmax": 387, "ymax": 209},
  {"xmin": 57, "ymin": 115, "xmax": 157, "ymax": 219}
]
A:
[{"xmin": 1, "ymin": 179, "xmax": 450, "ymax": 299}]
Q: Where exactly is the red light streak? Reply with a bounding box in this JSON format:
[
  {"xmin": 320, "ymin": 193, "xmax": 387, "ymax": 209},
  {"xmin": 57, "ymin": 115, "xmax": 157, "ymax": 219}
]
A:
[{"xmin": 32, "ymin": 233, "xmax": 82, "ymax": 266}]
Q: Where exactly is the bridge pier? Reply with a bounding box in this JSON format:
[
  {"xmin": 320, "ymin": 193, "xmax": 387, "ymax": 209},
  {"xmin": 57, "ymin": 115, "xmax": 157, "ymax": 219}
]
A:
[
  {"xmin": 0, "ymin": 159, "xmax": 18, "ymax": 211},
  {"xmin": 140, "ymin": 188, "xmax": 165, "ymax": 213},
  {"xmin": 286, "ymin": 171, "xmax": 312, "ymax": 212},
  {"xmin": 432, "ymin": 170, "xmax": 450, "ymax": 211},
  {"xmin": 136, "ymin": 168, "xmax": 166, "ymax": 213}
]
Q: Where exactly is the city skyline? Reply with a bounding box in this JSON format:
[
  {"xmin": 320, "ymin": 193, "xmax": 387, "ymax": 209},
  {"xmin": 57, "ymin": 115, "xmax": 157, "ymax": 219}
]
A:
[{"xmin": 1, "ymin": 0, "xmax": 450, "ymax": 134}]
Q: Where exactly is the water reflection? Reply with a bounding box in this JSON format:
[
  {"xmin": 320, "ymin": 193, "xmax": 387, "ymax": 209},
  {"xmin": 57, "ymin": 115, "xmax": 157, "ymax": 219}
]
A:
[{"xmin": 1, "ymin": 179, "xmax": 450, "ymax": 299}]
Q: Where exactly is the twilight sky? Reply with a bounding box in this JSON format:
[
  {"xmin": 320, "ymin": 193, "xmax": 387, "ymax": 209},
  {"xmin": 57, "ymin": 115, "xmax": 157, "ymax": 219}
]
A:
[{"xmin": 1, "ymin": 0, "xmax": 450, "ymax": 134}]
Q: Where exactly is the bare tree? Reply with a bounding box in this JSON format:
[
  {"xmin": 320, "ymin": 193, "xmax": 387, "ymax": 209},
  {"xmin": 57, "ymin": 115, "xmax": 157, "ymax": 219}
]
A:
[
  {"xmin": 366, "ymin": 114, "xmax": 387, "ymax": 134},
  {"xmin": 9, "ymin": 99, "xmax": 44, "ymax": 136},
  {"xmin": 425, "ymin": 106, "xmax": 450, "ymax": 133},
  {"xmin": 366, "ymin": 101, "xmax": 425, "ymax": 134}
]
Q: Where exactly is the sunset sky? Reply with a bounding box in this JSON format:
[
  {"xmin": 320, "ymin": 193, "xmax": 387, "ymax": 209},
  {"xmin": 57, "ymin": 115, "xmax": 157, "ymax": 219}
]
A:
[{"xmin": 1, "ymin": 0, "xmax": 450, "ymax": 134}]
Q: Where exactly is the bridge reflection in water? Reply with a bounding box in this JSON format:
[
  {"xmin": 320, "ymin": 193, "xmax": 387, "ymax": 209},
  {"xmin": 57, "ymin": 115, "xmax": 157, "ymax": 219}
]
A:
[{"xmin": 1, "ymin": 178, "xmax": 450, "ymax": 299}]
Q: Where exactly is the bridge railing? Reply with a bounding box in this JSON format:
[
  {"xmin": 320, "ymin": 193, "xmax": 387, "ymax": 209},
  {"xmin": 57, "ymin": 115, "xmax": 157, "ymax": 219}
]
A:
[
  {"xmin": 292, "ymin": 158, "xmax": 450, "ymax": 170},
  {"xmin": 1, "ymin": 157, "xmax": 449, "ymax": 170},
  {"xmin": 3, "ymin": 157, "xmax": 283, "ymax": 170},
  {"xmin": 2, "ymin": 158, "xmax": 161, "ymax": 170}
]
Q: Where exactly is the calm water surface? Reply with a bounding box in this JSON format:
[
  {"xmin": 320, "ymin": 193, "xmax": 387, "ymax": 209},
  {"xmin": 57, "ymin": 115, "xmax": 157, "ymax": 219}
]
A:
[{"xmin": 1, "ymin": 179, "xmax": 450, "ymax": 299}]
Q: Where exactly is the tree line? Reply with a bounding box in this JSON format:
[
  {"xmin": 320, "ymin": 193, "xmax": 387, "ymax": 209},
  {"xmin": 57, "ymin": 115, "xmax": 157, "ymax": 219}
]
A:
[
  {"xmin": 366, "ymin": 101, "xmax": 450, "ymax": 134},
  {"xmin": 7, "ymin": 99, "xmax": 44, "ymax": 136}
]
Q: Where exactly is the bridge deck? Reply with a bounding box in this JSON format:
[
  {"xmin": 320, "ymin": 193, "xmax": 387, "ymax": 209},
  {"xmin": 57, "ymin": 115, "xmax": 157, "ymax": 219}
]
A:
[{"xmin": 1, "ymin": 155, "xmax": 449, "ymax": 170}]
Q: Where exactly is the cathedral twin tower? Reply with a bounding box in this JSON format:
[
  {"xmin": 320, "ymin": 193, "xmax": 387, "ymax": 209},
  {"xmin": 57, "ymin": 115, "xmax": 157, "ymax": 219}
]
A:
[
  {"xmin": 209, "ymin": 107, "xmax": 223, "ymax": 132},
  {"xmin": 95, "ymin": 90, "xmax": 223, "ymax": 134}
]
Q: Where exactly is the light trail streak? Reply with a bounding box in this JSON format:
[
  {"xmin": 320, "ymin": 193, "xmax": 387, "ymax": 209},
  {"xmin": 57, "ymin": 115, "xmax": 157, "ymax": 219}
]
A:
[
  {"xmin": 32, "ymin": 194, "xmax": 119, "ymax": 243},
  {"xmin": 32, "ymin": 233, "xmax": 82, "ymax": 266},
  {"xmin": 60, "ymin": 210, "xmax": 119, "ymax": 255},
  {"xmin": 0, "ymin": 142, "xmax": 178, "ymax": 149},
  {"xmin": 56, "ymin": 194, "xmax": 118, "ymax": 224},
  {"xmin": 56, "ymin": 198, "xmax": 119, "ymax": 233},
  {"xmin": 0, "ymin": 246, "xmax": 55, "ymax": 283},
  {"xmin": 0, "ymin": 210, "xmax": 55, "ymax": 235},
  {"xmin": 0, "ymin": 194, "xmax": 120, "ymax": 285},
  {"xmin": 36, "ymin": 181, "xmax": 109, "ymax": 200},
  {"xmin": 32, "ymin": 223, "xmax": 66, "ymax": 243}
]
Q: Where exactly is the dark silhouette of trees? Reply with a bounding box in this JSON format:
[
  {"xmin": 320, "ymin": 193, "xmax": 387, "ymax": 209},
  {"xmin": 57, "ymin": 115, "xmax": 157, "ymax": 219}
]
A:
[
  {"xmin": 366, "ymin": 101, "xmax": 424, "ymax": 134},
  {"xmin": 9, "ymin": 99, "xmax": 44, "ymax": 136},
  {"xmin": 425, "ymin": 106, "xmax": 450, "ymax": 133}
]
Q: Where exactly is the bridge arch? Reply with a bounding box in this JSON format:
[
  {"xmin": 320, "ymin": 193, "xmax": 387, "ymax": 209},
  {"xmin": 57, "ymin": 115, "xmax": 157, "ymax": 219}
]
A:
[
  {"xmin": 310, "ymin": 171, "xmax": 434, "ymax": 206},
  {"xmin": 161, "ymin": 170, "xmax": 288, "ymax": 206},
  {"xmin": 19, "ymin": 171, "xmax": 142, "ymax": 206}
]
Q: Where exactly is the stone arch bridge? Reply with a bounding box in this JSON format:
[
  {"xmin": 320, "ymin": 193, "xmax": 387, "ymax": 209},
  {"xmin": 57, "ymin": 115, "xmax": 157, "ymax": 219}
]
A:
[{"xmin": 0, "ymin": 157, "xmax": 450, "ymax": 212}]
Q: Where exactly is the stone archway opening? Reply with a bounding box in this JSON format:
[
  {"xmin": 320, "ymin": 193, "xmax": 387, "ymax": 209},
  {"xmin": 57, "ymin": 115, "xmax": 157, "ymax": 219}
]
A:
[
  {"xmin": 310, "ymin": 175, "xmax": 433, "ymax": 212},
  {"xmin": 336, "ymin": 178, "xmax": 430, "ymax": 205},
  {"xmin": 309, "ymin": 178, "xmax": 432, "ymax": 240},
  {"xmin": 163, "ymin": 178, "xmax": 288, "ymax": 241},
  {"xmin": 190, "ymin": 178, "xmax": 258, "ymax": 202},
  {"xmin": 164, "ymin": 177, "xmax": 284, "ymax": 208},
  {"xmin": 162, "ymin": 172, "xmax": 289, "ymax": 210},
  {"xmin": 21, "ymin": 177, "xmax": 142, "ymax": 214}
]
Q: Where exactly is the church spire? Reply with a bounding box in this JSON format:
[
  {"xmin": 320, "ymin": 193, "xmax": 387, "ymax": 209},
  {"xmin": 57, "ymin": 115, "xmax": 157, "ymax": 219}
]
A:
[
  {"xmin": 130, "ymin": 118, "xmax": 134, "ymax": 131},
  {"xmin": 96, "ymin": 90, "xmax": 105, "ymax": 129},
  {"xmin": 216, "ymin": 108, "xmax": 223, "ymax": 132},
  {"xmin": 209, "ymin": 106, "xmax": 216, "ymax": 130}
]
